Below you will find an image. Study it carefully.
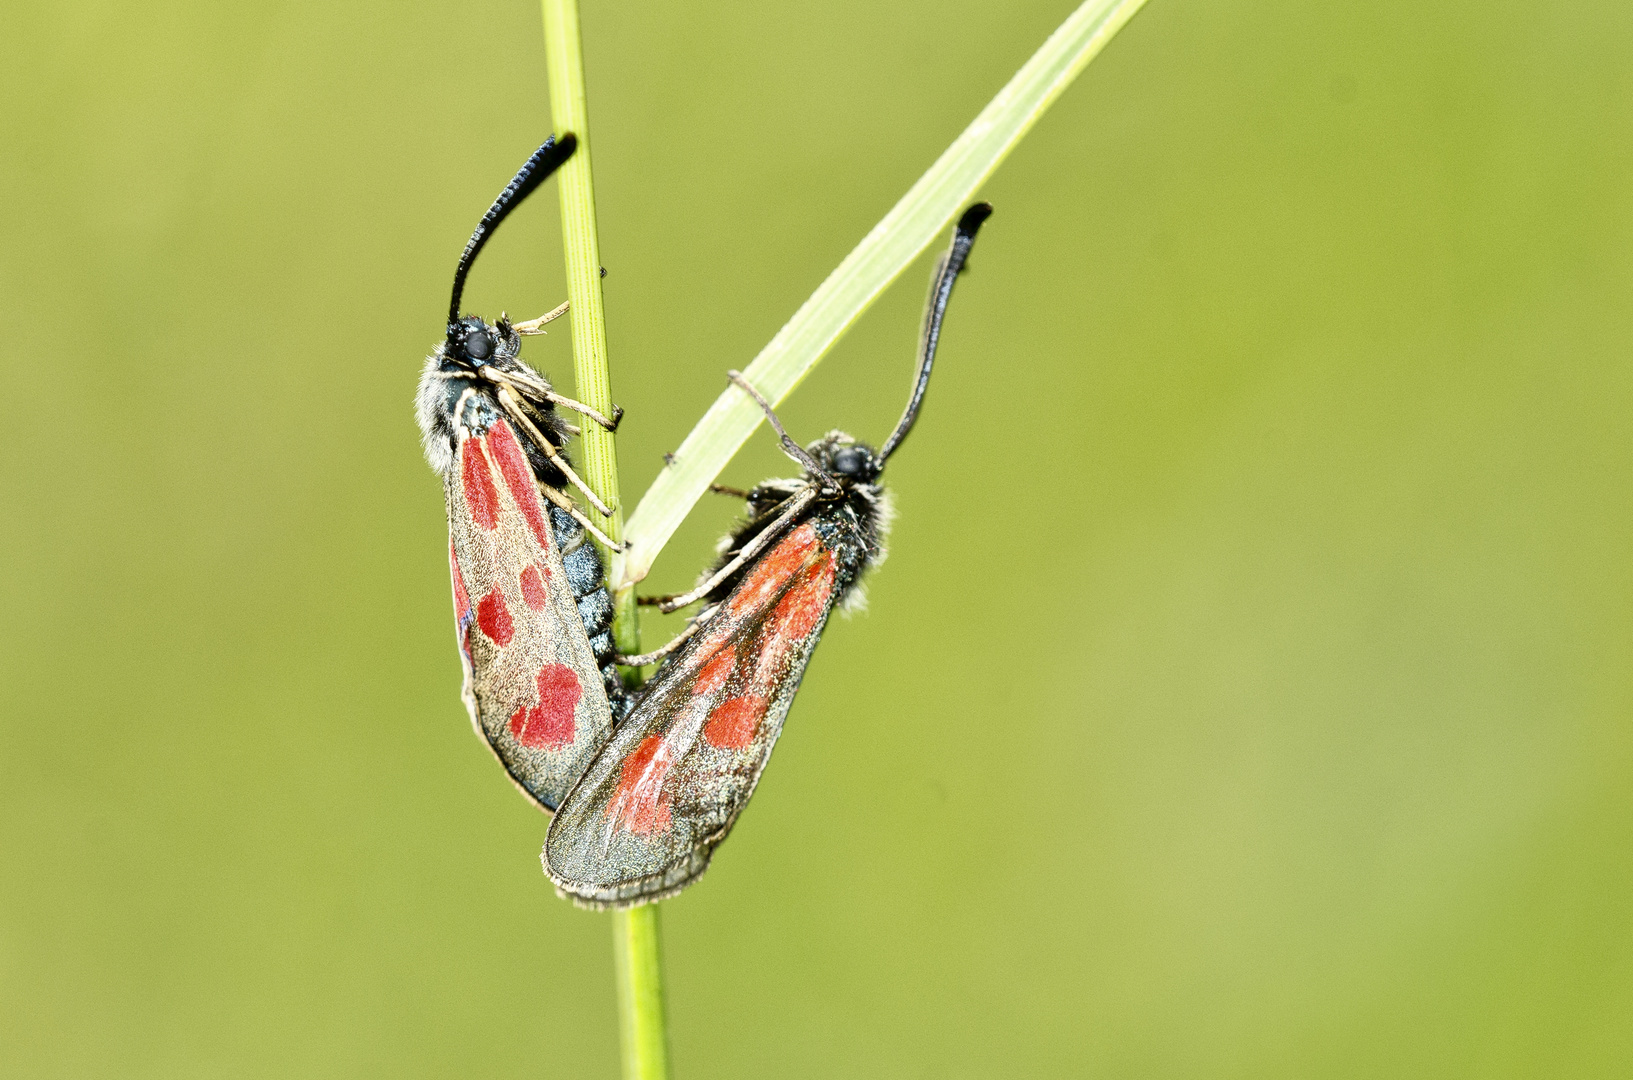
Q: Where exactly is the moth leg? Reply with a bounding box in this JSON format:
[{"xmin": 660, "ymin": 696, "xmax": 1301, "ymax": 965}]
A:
[
  {"xmin": 727, "ymin": 370, "xmax": 839, "ymax": 492},
  {"xmin": 709, "ymin": 483, "xmax": 752, "ymax": 499},
  {"xmin": 489, "ymin": 360, "xmax": 620, "ymax": 431},
  {"xmin": 547, "ymin": 391, "xmax": 623, "ymax": 433},
  {"xmin": 614, "ymin": 620, "xmax": 704, "ymax": 667},
  {"xmin": 477, "ymin": 365, "xmax": 619, "ymax": 433},
  {"xmin": 636, "ymin": 592, "xmax": 722, "ymax": 606},
  {"xmin": 513, "ymin": 393, "xmax": 580, "ymax": 438},
  {"xmin": 497, "ymin": 386, "xmax": 617, "ymax": 517},
  {"xmin": 512, "ymin": 300, "xmax": 570, "ymax": 335},
  {"xmin": 656, "ymin": 486, "xmax": 816, "ymax": 613},
  {"xmin": 536, "ymin": 481, "xmax": 626, "ymax": 551}
]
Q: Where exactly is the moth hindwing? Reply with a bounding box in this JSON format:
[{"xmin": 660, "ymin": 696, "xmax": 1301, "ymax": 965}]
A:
[
  {"xmin": 416, "ymin": 134, "xmax": 627, "ymax": 813},
  {"xmin": 543, "ymin": 203, "xmax": 994, "ymax": 905}
]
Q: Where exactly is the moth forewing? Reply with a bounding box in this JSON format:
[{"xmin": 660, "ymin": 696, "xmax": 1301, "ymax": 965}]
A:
[
  {"xmin": 543, "ymin": 518, "xmax": 856, "ymax": 907},
  {"xmin": 444, "ymin": 418, "xmax": 616, "ymax": 811},
  {"xmin": 417, "ymin": 134, "xmax": 627, "ymax": 816}
]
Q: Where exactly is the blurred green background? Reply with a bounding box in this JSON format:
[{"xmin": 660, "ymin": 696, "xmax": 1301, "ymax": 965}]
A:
[{"xmin": 5, "ymin": 0, "xmax": 1632, "ymax": 1074}]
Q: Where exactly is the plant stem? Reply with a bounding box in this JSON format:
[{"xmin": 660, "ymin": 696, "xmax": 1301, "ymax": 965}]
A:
[
  {"xmin": 539, "ymin": 0, "xmax": 626, "ymax": 610},
  {"xmin": 612, "ymin": 904, "xmax": 670, "ymax": 1080},
  {"xmin": 540, "ymin": 2, "xmax": 668, "ymax": 1079}
]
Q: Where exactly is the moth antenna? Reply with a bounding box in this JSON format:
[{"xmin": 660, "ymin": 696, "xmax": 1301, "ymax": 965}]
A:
[
  {"xmin": 447, "ymin": 134, "xmax": 578, "ymax": 341},
  {"xmin": 878, "ymin": 201, "xmax": 992, "ymax": 463},
  {"xmin": 726, "ymin": 371, "xmax": 840, "ymax": 491}
]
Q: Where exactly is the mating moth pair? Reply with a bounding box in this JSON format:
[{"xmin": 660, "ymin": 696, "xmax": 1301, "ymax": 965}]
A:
[{"xmin": 416, "ymin": 136, "xmax": 990, "ymax": 907}]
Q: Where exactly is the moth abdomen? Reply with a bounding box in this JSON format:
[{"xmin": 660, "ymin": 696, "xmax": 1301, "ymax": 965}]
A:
[
  {"xmin": 545, "ymin": 504, "xmax": 622, "ymax": 709},
  {"xmin": 575, "ymin": 587, "xmax": 615, "ymax": 635},
  {"xmin": 557, "ymin": 518, "xmax": 604, "ymax": 593}
]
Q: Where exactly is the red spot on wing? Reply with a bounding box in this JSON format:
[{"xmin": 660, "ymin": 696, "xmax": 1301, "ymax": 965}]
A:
[
  {"xmin": 752, "ymin": 551, "xmax": 837, "ymax": 677},
  {"xmin": 475, "ymin": 588, "xmax": 514, "ymax": 645},
  {"xmin": 608, "ymin": 734, "xmax": 674, "ymax": 834},
  {"xmin": 460, "ymin": 438, "xmax": 501, "ymax": 530},
  {"xmin": 693, "ymin": 646, "xmax": 736, "ymax": 697},
  {"xmin": 729, "ymin": 523, "xmax": 821, "ymax": 617},
  {"xmin": 704, "ymin": 695, "xmax": 767, "ymax": 750},
  {"xmin": 486, "ymin": 421, "xmax": 551, "ymax": 550},
  {"xmin": 768, "ymin": 554, "xmax": 835, "ymax": 642},
  {"xmin": 508, "ymin": 664, "xmax": 581, "ymax": 749},
  {"xmin": 519, "ymin": 564, "xmax": 548, "ymax": 611},
  {"xmin": 449, "ymin": 540, "xmax": 471, "ymax": 617}
]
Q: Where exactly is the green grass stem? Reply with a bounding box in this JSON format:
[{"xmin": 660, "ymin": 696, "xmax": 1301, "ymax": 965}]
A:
[
  {"xmin": 540, "ymin": 0, "xmax": 638, "ymax": 656},
  {"xmin": 612, "ymin": 904, "xmax": 670, "ymax": 1080},
  {"xmin": 540, "ymin": 3, "xmax": 668, "ymax": 1079}
]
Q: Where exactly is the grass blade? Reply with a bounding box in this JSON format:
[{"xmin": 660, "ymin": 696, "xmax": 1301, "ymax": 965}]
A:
[{"xmin": 618, "ymin": 0, "xmax": 1150, "ymax": 587}]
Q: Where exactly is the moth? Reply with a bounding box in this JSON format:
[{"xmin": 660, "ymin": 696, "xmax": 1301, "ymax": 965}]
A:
[
  {"xmin": 415, "ymin": 134, "xmax": 628, "ymax": 813},
  {"xmin": 543, "ymin": 203, "xmax": 994, "ymax": 906}
]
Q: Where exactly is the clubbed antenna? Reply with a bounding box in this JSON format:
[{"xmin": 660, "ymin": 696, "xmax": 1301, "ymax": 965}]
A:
[
  {"xmin": 446, "ymin": 134, "xmax": 578, "ymax": 340},
  {"xmin": 877, "ymin": 202, "xmax": 993, "ymax": 463}
]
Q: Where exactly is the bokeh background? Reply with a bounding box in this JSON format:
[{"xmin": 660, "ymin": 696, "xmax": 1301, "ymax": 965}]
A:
[{"xmin": 5, "ymin": 0, "xmax": 1632, "ymax": 1075}]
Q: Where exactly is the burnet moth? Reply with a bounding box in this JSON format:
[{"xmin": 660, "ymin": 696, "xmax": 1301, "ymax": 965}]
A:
[
  {"xmin": 415, "ymin": 134, "xmax": 629, "ymax": 813},
  {"xmin": 542, "ymin": 203, "xmax": 994, "ymax": 906}
]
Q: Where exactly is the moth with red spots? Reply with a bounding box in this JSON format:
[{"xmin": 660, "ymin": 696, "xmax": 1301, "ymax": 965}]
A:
[
  {"xmin": 416, "ymin": 135, "xmax": 628, "ymax": 812},
  {"xmin": 543, "ymin": 203, "xmax": 994, "ymax": 906}
]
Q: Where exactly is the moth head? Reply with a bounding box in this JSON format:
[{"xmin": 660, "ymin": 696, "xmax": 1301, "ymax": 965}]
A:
[
  {"xmin": 810, "ymin": 432, "xmax": 882, "ymax": 486},
  {"xmin": 443, "ymin": 314, "xmax": 520, "ymax": 371},
  {"xmin": 445, "ymin": 315, "xmax": 496, "ymax": 369}
]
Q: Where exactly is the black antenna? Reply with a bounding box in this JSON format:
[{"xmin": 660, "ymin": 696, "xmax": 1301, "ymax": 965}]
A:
[
  {"xmin": 446, "ymin": 134, "xmax": 578, "ymax": 340},
  {"xmin": 877, "ymin": 202, "xmax": 992, "ymax": 463}
]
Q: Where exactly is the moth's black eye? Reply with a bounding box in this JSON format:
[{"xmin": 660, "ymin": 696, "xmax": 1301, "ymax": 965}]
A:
[
  {"xmin": 465, "ymin": 329, "xmax": 492, "ymax": 361},
  {"xmin": 832, "ymin": 447, "xmax": 867, "ymax": 476}
]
